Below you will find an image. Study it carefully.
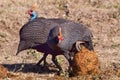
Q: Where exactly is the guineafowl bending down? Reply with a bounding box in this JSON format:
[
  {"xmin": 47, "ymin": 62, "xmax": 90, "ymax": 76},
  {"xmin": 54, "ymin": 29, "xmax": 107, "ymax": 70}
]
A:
[
  {"xmin": 47, "ymin": 21, "xmax": 94, "ymax": 69},
  {"xmin": 16, "ymin": 17, "xmax": 94, "ymax": 75},
  {"xmin": 16, "ymin": 17, "xmax": 70, "ymax": 74}
]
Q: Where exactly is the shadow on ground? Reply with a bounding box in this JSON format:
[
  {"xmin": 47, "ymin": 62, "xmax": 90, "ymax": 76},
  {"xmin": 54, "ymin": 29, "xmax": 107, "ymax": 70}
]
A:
[{"xmin": 1, "ymin": 63, "xmax": 58, "ymax": 74}]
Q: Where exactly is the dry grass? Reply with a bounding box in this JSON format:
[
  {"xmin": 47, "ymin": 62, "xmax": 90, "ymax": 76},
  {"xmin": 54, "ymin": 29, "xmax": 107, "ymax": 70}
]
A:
[{"xmin": 0, "ymin": 0, "xmax": 120, "ymax": 80}]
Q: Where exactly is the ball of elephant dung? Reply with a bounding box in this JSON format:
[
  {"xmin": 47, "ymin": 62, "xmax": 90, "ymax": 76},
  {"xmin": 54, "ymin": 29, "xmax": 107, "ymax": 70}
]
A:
[
  {"xmin": 0, "ymin": 64, "xmax": 8, "ymax": 78},
  {"xmin": 71, "ymin": 46, "xmax": 100, "ymax": 76}
]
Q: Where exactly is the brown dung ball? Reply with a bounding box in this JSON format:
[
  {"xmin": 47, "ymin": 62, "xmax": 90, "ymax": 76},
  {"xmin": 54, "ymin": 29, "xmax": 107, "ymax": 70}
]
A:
[
  {"xmin": 0, "ymin": 64, "xmax": 8, "ymax": 79},
  {"xmin": 71, "ymin": 46, "xmax": 100, "ymax": 76}
]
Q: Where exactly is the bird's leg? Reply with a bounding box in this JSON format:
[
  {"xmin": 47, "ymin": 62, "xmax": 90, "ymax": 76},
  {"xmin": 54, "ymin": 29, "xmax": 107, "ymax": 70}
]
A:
[
  {"xmin": 36, "ymin": 54, "xmax": 48, "ymax": 67},
  {"xmin": 62, "ymin": 50, "xmax": 72, "ymax": 74},
  {"xmin": 52, "ymin": 55, "xmax": 63, "ymax": 75}
]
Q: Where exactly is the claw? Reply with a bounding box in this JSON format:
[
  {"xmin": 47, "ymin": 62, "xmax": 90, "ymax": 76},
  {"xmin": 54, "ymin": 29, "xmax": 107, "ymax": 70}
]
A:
[{"xmin": 57, "ymin": 70, "xmax": 64, "ymax": 76}]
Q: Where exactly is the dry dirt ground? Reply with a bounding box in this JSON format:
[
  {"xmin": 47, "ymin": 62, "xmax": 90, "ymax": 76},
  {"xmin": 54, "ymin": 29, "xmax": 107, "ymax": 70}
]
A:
[{"xmin": 0, "ymin": 0, "xmax": 120, "ymax": 80}]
